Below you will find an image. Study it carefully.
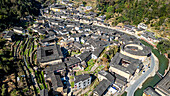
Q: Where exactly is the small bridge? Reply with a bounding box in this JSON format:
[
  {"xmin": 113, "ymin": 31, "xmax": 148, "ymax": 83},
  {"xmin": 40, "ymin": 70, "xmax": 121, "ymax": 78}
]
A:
[{"xmin": 156, "ymin": 72, "xmax": 164, "ymax": 78}]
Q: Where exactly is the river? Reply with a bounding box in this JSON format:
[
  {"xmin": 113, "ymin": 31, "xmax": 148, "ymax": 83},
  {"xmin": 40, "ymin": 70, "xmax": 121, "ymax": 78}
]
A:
[
  {"xmin": 135, "ymin": 40, "xmax": 169, "ymax": 96},
  {"xmin": 122, "ymin": 40, "xmax": 169, "ymax": 96}
]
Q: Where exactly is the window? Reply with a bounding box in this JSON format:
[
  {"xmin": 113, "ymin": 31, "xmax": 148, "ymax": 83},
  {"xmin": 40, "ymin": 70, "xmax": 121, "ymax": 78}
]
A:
[
  {"xmin": 88, "ymin": 82, "xmax": 90, "ymax": 84},
  {"xmin": 84, "ymin": 82, "xmax": 86, "ymax": 86}
]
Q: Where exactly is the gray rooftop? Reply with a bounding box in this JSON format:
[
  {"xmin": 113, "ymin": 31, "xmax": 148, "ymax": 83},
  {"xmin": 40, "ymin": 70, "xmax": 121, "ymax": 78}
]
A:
[
  {"xmin": 92, "ymin": 47, "xmax": 105, "ymax": 57},
  {"xmin": 51, "ymin": 4, "xmax": 66, "ymax": 9},
  {"xmin": 37, "ymin": 44, "xmax": 63, "ymax": 64},
  {"xmin": 114, "ymin": 73, "xmax": 127, "ymax": 86},
  {"xmin": 40, "ymin": 89, "xmax": 48, "ymax": 96},
  {"xmin": 155, "ymin": 72, "xmax": 170, "ymax": 95},
  {"xmin": 65, "ymin": 56, "xmax": 80, "ymax": 67},
  {"xmin": 74, "ymin": 74, "xmax": 90, "ymax": 83},
  {"xmin": 98, "ymin": 70, "xmax": 115, "ymax": 83},
  {"xmin": 44, "ymin": 62, "xmax": 66, "ymax": 72},
  {"xmin": 109, "ymin": 53, "xmax": 143, "ymax": 75},
  {"xmin": 143, "ymin": 87, "xmax": 160, "ymax": 96},
  {"xmin": 77, "ymin": 51, "xmax": 91, "ymax": 61},
  {"xmin": 51, "ymin": 73, "xmax": 63, "ymax": 90},
  {"xmin": 121, "ymin": 42, "xmax": 151, "ymax": 56},
  {"xmin": 93, "ymin": 79, "xmax": 111, "ymax": 96}
]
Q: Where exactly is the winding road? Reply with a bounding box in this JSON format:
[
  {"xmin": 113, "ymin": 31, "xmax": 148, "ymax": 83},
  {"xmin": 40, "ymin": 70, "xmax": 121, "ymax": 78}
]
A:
[{"xmin": 126, "ymin": 54, "xmax": 155, "ymax": 96}]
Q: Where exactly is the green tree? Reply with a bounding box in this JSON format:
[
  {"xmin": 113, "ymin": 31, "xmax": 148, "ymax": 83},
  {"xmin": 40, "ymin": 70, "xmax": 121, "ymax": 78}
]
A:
[
  {"xmin": 1, "ymin": 84, "xmax": 6, "ymax": 96},
  {"xmin": 82, "ymin": 1, "xmax": 87, "ymax": 6},
  {"xmin": 107, "ymin": 6, "xmax": 114, "ymax": 13},
  {"xmin": 157, "ymin": 40, "xmax": 170, "ymax": 54}
]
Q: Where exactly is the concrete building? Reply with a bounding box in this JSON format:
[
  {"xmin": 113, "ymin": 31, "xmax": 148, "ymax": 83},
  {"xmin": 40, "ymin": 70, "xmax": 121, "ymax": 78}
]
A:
[
  {"xmin": 74, "ymin": 74, "xmax": 91, "ymax": 90},
  {"xmin": 138, "ymin": 23, "xmax": 147, "ymax": 30}
]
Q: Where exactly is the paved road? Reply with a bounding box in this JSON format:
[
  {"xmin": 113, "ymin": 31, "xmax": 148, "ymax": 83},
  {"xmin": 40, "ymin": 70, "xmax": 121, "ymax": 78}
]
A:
[{"xmin": 126, "ymin": 54, "xmax": 155, "ymax": 96}]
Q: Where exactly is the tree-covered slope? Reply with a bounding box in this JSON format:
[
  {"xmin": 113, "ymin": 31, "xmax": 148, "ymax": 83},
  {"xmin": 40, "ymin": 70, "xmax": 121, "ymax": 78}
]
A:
[
  {"xmin": 0, "ymin": 0, "xmax": 41, "ymax": 31},
  {"xmin": 96, "ymin": 0, "xmax": 170, "ymax": 37}
]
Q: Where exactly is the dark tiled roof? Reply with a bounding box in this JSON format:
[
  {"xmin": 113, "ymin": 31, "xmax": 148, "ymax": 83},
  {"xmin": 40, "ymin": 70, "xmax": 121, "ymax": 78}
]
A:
[
  {"xmin": 86, "ymin": 38, "xmax": 108, "ymax": 48},
  {"xmin": 109, "ymin": 53, "xmax": 143, "ymax": 75},
  {"xmin": 65, "ymin": 56, "xmax": 80, "ymax": 67},
  {"xmin": 37, "ymin": 44, "xmax": 63, "ymax": 64},
  {"xmin": 93, "ymin": 79, "xmax": 111, "ymax": 96},
  {"xmin": 74, "ymin": 41, "xmax": 83, "ymax": 49},
  {"xmin": 40, "ymin": 89, "xmax": 48, "ymax": 96},
  {"xmin": 114, "ymin": 73, "xmax": 127, "ymax": 86},
  {"xmin": 120, "ymin": 34, "xmax": 138, "ymax": 44},
  {"xmin": 74, "ymin": 74, "xmax": 90, "ymax": 83},
  {"xmin": 77, "ymin": 51, "xmax": 91, "ymax": 61},
  {"xmin": 98, "ymin": 70, "xmax": 115, "ymax": 83},
  {"xmin": 41, "ymin": 36, "xmax": 56, "ymax": 43},
  {"xmin": 51, "ymin": 5, "xmax": 66, "ymax": 9},
  {"xmin": 155, "ymin": 72, "xmax": 170, "ymax": 95},
  {"xmin": 56, "ymin": 75, "xmax": 64, "ymax": 87},
  {"xmin": 51, "ymin": 73, "xmax": 63, "ymax": 90},
  {"xmin": 121, "ymin": 42, "xmax": 151, "ymax": 56},
  {"xmin": 44, "ymin": 62, "xmax": 66, "ymax": 72},
  {"xmin": 124, "ymin": 25, "xmax": 135, "ymax": 28},
  {"xmin": 92, "ymin": 47, "xmax": 105, "ymax": 57},
  {"xmin": 143, "ymin": 87, "xmax": 160, "ymax": 96}
]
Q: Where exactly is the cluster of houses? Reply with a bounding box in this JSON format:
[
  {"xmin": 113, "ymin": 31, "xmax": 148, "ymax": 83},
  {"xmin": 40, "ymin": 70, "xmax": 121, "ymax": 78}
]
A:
[
  {"xmin": 92, "ymin": 36, "xmax": 152, "ymax": 96},
  {"xmin": 2, "ymin": 1, "xmax": 167, "ymax": 96},
  {"xmin": 141, "ymin": 31, "xmax": 163, "ymax": 43}
]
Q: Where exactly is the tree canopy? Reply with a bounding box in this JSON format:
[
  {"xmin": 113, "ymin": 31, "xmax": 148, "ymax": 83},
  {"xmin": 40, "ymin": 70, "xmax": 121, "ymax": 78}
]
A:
[
  {"xmin": 97, "ymin": 0, "xmax": 170, "ymax": 32},
  {"xmin": 157, "ymin": 40, "xmax": 170, "ymax": 55},
  {"xmin": 0, "ymin": 0, "xmax": 41, "ymax": 32}
]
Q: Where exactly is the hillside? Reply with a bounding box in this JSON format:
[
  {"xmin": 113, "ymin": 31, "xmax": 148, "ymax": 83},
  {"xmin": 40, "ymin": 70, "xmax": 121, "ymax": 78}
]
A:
[
  {"xmin": 77, "ymin": 0, "xmax": 170, "ymax": 38},
  {"xmin": 0, "ymin": 0, "xmax": 42, "ymax": 32}
]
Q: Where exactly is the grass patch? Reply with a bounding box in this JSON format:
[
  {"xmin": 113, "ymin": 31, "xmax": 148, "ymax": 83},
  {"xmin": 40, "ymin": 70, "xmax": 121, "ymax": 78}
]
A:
[
  {"xmin": 69, "ymin": 76, "xmax": 74, "ymax": 79},
  {"xmin": 34, "ymin": 44, "xmax": 37, "ymax": 49},
  {"xmin": 71, "ymin": 51, "xmax": 81, "ymax": 55},
  {"xmin": 121, "ymin": 92, "xmax": 127, "ymax": 96},
  {"xmin": 23, "ymin": 88, "xmax": 29, "ymax": 92},
  {"xmin": 34, "ymin": 54, "xmax": 37, "ymax": 60},
  {"xmin": 24, "ymin": 49, "xmax": 29, "ymax": 55},
  {"xmin": 71, "ymin": 81, "xmax": 74, "ymax": 88},
  {"xmin": 84, "ymin": 59, "xmax": 95, "ymax": 71},
  {"xmin": 29, "ymin": 46, "xmax": 33, "ymax": 57},
  {"xmin": 16, "ymin": 40, "xmax": 20, "ymax": 45},
  {"xmin": 40, "ymin": 84, "xmax": 44, "ymax": 90},
  {"xmin": 95, "ymin": 65, "xmax": 104, "ymax": 73},
  {"xmin": 36, "ymin": 87, "xmax": 40, "ymax": 94},
  {"xmin": 76, "ymin": 71, "xmax": 84, "ymax": 76}
]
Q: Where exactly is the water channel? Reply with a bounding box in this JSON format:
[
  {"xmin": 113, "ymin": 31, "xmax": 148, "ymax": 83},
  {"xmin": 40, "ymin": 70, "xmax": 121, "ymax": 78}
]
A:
[
  {"xmin": 122, "ymin": 40, "xmax": 169, "ymax": 96},
  {"xmin": 135, "ymin": 40, "xmax": 169, "ymax": 96}
]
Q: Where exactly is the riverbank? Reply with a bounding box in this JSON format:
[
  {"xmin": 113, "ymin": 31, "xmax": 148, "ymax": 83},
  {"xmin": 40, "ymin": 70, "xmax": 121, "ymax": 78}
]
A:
[{"xmin": 134, "ymin": 40, "xmax": 169, "ymax": 96}]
